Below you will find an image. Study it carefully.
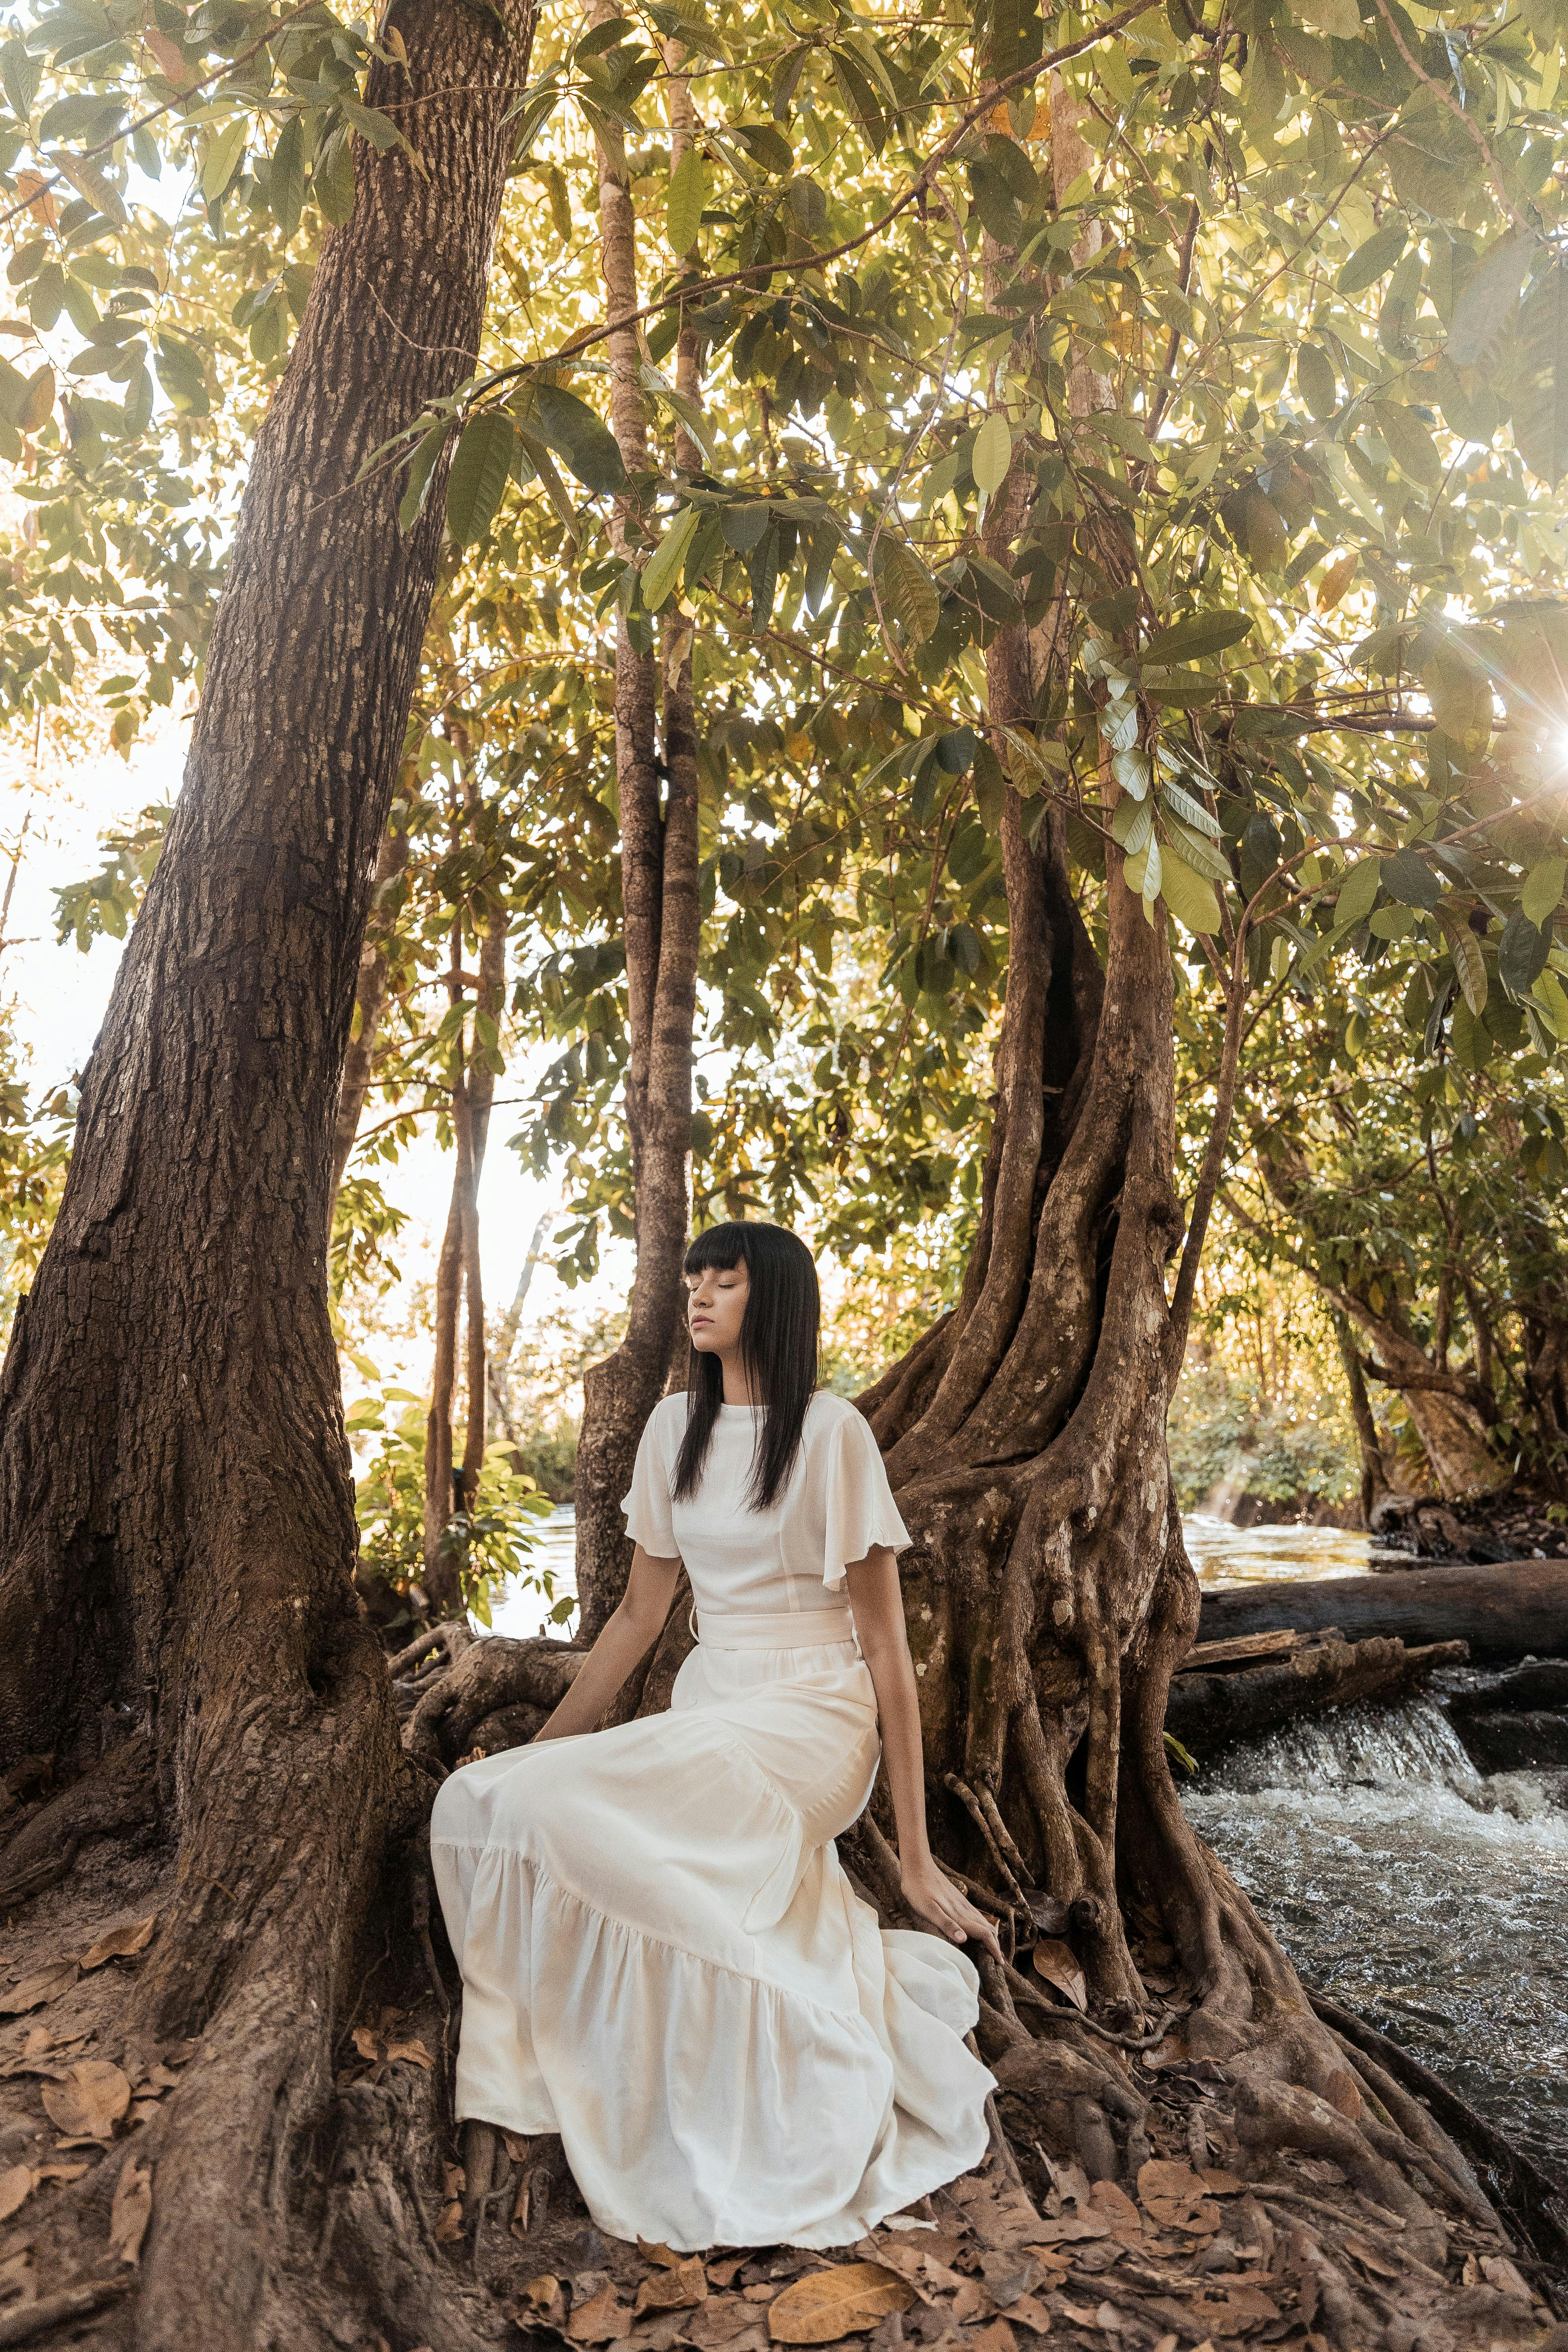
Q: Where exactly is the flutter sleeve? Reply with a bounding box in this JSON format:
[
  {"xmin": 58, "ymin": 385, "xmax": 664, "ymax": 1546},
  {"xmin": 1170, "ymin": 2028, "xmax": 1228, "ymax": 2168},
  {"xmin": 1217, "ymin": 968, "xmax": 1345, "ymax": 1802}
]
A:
[
  {"xmin": 820, "ymin": 1405, "xmax": 911, "ymax": 1591},
  {"xmin": 621, "ymin": 1401, "xmax": 680, "ymax": 1557}
]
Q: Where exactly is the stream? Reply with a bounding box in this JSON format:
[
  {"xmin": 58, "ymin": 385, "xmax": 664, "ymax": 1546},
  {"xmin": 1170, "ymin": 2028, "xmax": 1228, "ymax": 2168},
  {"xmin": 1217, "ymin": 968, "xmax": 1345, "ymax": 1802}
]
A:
[{"xmin": 484, "ymin": 1509, "xmax": 1568, "ymax": 2182}]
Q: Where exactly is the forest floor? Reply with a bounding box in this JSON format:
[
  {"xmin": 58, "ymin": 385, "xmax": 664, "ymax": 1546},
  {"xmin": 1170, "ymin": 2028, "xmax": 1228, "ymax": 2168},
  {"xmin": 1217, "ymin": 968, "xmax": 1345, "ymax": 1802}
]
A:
[{"xmin": 0, "ymin": 1815, "xmax": 1564, "ymax": 2352}]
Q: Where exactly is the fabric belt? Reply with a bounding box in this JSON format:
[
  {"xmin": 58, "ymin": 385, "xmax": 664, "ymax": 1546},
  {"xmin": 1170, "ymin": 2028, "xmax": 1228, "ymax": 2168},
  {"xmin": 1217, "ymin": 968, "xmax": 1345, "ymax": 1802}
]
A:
[{"xmin": 691, "ymin": 1604, "xmax": 857, "ymax": 1650}]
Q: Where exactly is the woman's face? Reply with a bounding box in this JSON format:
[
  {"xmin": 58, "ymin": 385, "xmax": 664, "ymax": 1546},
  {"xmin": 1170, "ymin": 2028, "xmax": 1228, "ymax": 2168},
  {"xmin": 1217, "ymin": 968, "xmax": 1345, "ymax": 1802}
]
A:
[{"xmin": 686, "ymin": 1258, "xmax": 749, "ymax": 1358}]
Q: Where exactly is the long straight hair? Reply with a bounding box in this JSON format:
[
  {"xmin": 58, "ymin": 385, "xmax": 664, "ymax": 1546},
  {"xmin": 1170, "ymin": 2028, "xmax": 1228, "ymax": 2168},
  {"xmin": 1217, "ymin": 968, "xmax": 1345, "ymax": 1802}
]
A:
[{"xmin": 672, "ymin": 1222, "xmax": 820, "ymax": 1510}]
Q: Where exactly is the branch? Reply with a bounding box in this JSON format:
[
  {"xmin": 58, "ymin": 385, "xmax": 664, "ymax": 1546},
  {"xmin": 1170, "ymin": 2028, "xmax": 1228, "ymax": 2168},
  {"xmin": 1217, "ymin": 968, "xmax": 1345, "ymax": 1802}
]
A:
[
  {"xmin": 1168, "ymin": 961, "xmax": 1250, "ymax": 1358},
  {"xmin": 1368, "ymin": 0, "xmax": 1531, "ymax": 235}
]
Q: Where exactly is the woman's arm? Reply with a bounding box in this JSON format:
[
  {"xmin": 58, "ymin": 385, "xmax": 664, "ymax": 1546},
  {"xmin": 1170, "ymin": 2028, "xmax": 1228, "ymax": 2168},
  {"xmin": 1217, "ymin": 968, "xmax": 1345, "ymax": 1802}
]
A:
[
  {"xmin": 531, "ymin": 1544, "xmax": 683, "ymax": 1742},
  {"xmin": 845, "ymin": 1547, "xmax": 1003, "ymax": 1959}
]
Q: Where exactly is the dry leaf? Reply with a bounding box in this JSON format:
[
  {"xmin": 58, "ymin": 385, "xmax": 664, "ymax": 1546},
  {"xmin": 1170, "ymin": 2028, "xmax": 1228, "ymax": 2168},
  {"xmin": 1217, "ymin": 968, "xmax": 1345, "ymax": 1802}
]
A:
[
  {"xmin": 952, "ymin": 2279, "xmax": 994, "ymax": 2322},
  {"xmin": 519, "ymin": 2273, "xmax": 563, "ymax": 2311},
  {"xmin": 1087, "ymin": 2183, "xmax": 1143, "ymax": 2246},
  {"xmin": 972, "ymin": 2324, "xmax": 1019, "ymax": 2352},
  {"xmin": 143, "ymin": 27, "xmax": 192, "ymax": 84},
  {"xmin": 980, "ymin": 2251, "xmax": 1042, "ymax": 2307},
  {"xmin": 634, "ymin": 2257, "xmax": 708, "ymax": 2314},
  {"xmin": 1153, "ymin": 2337, "xmax": 1178, "ymax": 2352},
  {"xmin": 686, "ymin": 2296, "xmax": 765, "ymax": 2345},
  {"xmin": 79, "ymin": 1915, "xmax": 156, "ymax": 1972},
  {"xmin": 1057, "ymin": 2302, "xmax": 1099, "ymax": 2327},
  {"xmin": 767, "ymin": 2263, "xmax": 915, "ymax": 2344},
  {"xmin": 1136, "ymin": 2160, "xmax": 1221, "ymax": 2234},
  {"xmin": 1317, "ymin": 551, "xmax": 1358, "ymax": 614},
  {"xmin": 109, "ymin": 2158, "xmax": 153, "ymax": 2265},
  {"xmin": 708, "ymin": 2258, "xmax": 750, "ymax": 2289},
  {"xmin": 0, "ymin": 2250, "xmax": 33, "ymax": 2299},
  {"xmin": 14, "ymin": 172, "xmax": 58, "ymax": 227},
  {"xmin": 0, "ymin": 2166, "xmax": 34, "ymax": 2223},
  {"xmin": 569, "ymin": 2283, "xmax": 633, "ymax": 2343},
  {"xmin": 1197, "ymin": 2169, "xmax": 1242, "ymax": 2198},
  {"xmin": 502, "ymin": 2129, "xmax": 533, "ymax": 2161},
  {"xmin": 434, "ymin": 2199, "xmax": 464, "ymax": 2242},
  {"xmin": 385, "ymin": 2039, "xmax": 433, "ymax": 2070},
  {"xmin": 351, "ymin": 2027, "xmax": 381, "ymax": 2062},
  {"xmin": 1031, "ymin": 1941, "xmax": 1086, "ymax": 2012},
  {"xmin": 1480, "ymin": 2257, "xmax": 1533, "ymax": 2302},
  {"xmin": 1184, "ymin": 2288, "xmax": 1278, "ymax": 2339},
  {"xmin": 0, "ymin": 1961, "xmax": 80, "ymax": 2016},
  {"xmin": 1096, "ymin": 2305, "xmax": 1123, "ymax": 2333},
  {"xmin": 639, "ymin": 2236, "xmax": 685, "ymax": 2269},
  {"xmin": 1025, "ymin": 2220, "xmax": 1110, "ymax": 2248},
  {"xmin": 41, "ymin": 2059, "xmax": 131, "ymax": 2140},
  {"xmin": 1341, "ymin": 2235, "xmax": 1398, "ymax": 2281},
  {"xmin": 36, "ymin": 2160, "xmax": 88, "ymax": 2183},
  {"xmin": 1008, "ymin": 2295, "xmax": 1052, "ymax": 2335}
]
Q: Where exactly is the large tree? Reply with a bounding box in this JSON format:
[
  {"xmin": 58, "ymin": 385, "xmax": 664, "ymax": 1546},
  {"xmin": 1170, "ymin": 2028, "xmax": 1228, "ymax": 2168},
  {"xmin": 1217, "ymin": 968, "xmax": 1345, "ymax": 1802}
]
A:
[{"xmin": 0, "ymin": 0, "xmax": 538, "ymax": 2339}]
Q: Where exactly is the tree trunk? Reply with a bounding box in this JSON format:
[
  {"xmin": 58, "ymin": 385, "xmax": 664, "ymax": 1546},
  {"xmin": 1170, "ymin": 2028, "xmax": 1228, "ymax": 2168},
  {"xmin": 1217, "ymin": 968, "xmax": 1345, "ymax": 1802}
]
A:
[
  {"xmin": 0, "ymin": 0, "xmax": 534, "ymax": 2337},
  {"xmin": 329, "ymin": 818, "xmax": 410, "ymax": 1213},
  {"xmin": 573, "ymin": 19, "xmax": 701, "ymax": 1639},
  {"xmin": 1329, "ymin": 1303, "xmax": 1399, "ymax": 1527}
]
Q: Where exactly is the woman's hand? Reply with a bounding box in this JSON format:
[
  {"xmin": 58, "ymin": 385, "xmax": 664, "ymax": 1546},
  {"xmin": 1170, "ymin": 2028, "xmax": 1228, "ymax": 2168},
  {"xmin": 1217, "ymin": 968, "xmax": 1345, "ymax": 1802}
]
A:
[{"xmin": 899, "ymin": 1857, "xmax": 1003, "ymax": 1962}]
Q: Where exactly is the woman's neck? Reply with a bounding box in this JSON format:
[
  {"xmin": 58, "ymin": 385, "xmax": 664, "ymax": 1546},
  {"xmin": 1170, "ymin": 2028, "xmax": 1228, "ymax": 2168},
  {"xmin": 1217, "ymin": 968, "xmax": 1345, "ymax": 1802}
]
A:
[{"xmin": 718, "ymin": 1353, "xmax": 760, "ymax": 1407}]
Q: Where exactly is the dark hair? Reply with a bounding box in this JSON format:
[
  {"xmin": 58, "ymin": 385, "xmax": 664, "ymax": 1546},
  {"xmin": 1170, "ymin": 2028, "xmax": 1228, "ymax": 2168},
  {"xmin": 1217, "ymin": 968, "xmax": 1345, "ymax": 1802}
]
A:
[{"xmin": 672, "ymin": 1221, "xmax": 820, "ymax": 1510}]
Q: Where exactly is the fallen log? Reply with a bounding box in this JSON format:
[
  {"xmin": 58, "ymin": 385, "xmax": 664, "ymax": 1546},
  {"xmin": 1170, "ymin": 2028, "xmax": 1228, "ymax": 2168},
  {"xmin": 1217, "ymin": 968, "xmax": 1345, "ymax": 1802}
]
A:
[
  {"xmin": 1195, "ymin": 1559, "xmax": 1568, "ymax": 1663},
  {"xmin": 1166, "ymin": 1636, "xmax": 1467, "ymax": 1753}
]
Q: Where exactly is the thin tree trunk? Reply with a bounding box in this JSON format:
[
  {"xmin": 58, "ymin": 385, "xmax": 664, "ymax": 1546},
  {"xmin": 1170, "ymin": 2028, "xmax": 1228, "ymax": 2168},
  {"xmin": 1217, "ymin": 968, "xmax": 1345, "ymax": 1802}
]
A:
[
  {"xmin": 573, "ymin": 7, "xmax": 701, "ymax": 1640},
  {"xmin": 1330, "ymin": 1303, "xmax": 1395, "ymax": 1527},
  {"xmin": 0, "ymin": 1, "xmax": 535, "ymax": 2337},
  {"xmin": 488, "ymin": 1208, "xmax": 552, "ymax": 1440},
  {"xmin": 329, "ymin": 819, "xmax": 410, "ymax": 1213}
]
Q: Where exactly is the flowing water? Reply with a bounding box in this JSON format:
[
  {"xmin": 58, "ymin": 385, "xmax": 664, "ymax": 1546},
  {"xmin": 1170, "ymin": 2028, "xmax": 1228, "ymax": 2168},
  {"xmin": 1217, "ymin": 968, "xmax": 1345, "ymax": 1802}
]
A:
[{"xmin": 481, "ymin": 1511, "xmax": 1568, "ymax": 2179}]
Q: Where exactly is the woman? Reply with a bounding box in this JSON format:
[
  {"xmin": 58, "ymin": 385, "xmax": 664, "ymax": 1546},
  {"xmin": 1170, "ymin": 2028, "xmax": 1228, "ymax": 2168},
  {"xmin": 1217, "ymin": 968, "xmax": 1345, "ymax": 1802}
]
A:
[{"xmin": 431, "ymin": 1220, "xmax": 1000, "ymax": 2253}]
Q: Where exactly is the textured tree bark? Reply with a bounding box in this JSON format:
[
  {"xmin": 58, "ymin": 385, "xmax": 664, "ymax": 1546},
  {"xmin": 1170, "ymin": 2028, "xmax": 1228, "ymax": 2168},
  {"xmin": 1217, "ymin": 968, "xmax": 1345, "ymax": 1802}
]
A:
[
  {"xmin": 0, "ymin": 0, "xmax": 535, "ymax": 2337},
  {"xmin": 573, "ymin": 19, "xmax": 701, "ymax": 1640}
]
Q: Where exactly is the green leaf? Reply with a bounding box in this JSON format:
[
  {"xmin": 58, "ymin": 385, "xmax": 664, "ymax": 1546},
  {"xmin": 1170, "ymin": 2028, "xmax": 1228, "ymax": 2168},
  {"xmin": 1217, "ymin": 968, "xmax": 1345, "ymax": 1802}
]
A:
[
  {"xmin": 52, "ymin": 149, "xmax": 128, "ymax": 225},
  {"xmin": 1376, "ymin": 401, "xmax": 1441, "ymax": 488},
  {"xmin": 1159, "ymin": 777, "xmax": 1222, "ymax": 837},
  {"xmin": 512, "ymin": 380, "xmax": 625, "ymax": 495},
  {"xmin": 1513, "ymin": 259, "xmax": 1568, "ymax": 484},
  {"xmin": 1447, "ymin": 234, "xmax": 1531, "ymax": 368},
  {"xmin": 1144, "ymin": 610, "xmax": 1253, "ymax": 664},
  {"xmin": 1296, "ymin": 341, "xmax": 1337, "ymax": 421},
  {"xmin": 1498, "ymin": 909, "xmax": 1550, "ymax": 1001},
  {"xmin": 971, "ymin": 413, "xmax": 1012, "ymax": 499},
  {"xmin": 1335, "ymin": 858, "xmax": 1381, "ymax": 929},
  {"xmin": 1164, "ymin": 815, "xmax": 1232, "ymax": 884},
  {"xmin": 199, "ymin": 118, "xmax": 247, "ymax": 202},
  {"xmin": 666, "ymin": 144, "xmax": 705, "ymax": 255},
  {"xmin": 314, "ymin": 127, "xmax": 355, "ymax": 225},
  {"xmin": 642, "ymin": 505, "xmax": 699, "ymax": 608},
  {"xmin": 1379, "ymin": 845, "xmax": 1440, "ymax": 908},
  {"xmin": 1521, "ymin": 855, "xmax": 1565, "ymax": 926},
  {"xmin": 828, "ymin": 44, "xmax": 885, "ymax": 152},
  {"xmin": 1338, "ymin": 220, "xmax": 1407, "ymax": 296},
  {"xmin": 876, "ymin": 541, "xmax": 939, "ymax": 643},
  {"xmin": 0, "ymin": 36, "xmax": 41, "ymax": 121},
  {"xmin": 445, "ymin": 412, "xmax": 515, "ymax": 548},
  {"xmin": 1159, "ymin": 848, "xmax": 1222, "ymax": 934},
  {"xmin": 17, "ymin": 363, "xmax": 54, "ymax": 435},
  {"xmin": 271, "ymin": 113, "xmax": 306, "ymax": 242},
  {"xmin": 1433, "ymin": 902, "xmax": 1488, "ymax": 1015},
  {"xmin": 398, "ymin": 421, "xmax": 450, "ymax": 532}
]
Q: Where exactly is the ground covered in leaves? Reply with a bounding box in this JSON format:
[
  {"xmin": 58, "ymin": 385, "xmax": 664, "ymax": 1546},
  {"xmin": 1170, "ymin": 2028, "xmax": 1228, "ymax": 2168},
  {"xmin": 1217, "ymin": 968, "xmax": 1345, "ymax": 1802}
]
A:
[{"xmin": 0, "ymin": 1835, "xmax": 1563, "ymax": 2352}]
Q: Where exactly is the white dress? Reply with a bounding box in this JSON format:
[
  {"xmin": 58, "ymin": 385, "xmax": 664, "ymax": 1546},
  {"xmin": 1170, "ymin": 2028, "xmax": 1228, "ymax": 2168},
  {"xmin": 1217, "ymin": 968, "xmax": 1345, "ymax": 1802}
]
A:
[{"xmin": 431, "ymin": 1389, "xmax": 995, "ymax": 2251}]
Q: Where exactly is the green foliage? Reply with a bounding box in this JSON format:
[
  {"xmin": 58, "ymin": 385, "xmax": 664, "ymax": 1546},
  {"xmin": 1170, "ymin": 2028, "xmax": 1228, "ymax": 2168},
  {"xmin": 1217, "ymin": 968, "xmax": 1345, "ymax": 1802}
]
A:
[
  {"xmin": 1167, "ymin": 1360, "xmax": 1357, "ymax": 1515},
  {"xmin": 352, "ymin": 1391, "xmax": 559, "ymax": 1624}
]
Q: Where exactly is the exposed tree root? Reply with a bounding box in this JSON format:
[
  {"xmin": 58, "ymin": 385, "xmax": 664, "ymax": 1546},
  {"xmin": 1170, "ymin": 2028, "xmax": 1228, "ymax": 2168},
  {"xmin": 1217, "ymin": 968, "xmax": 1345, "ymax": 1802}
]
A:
[{"xmin": 0, "ymin": 1728, "xmax": 154, "ymax": 1909}]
